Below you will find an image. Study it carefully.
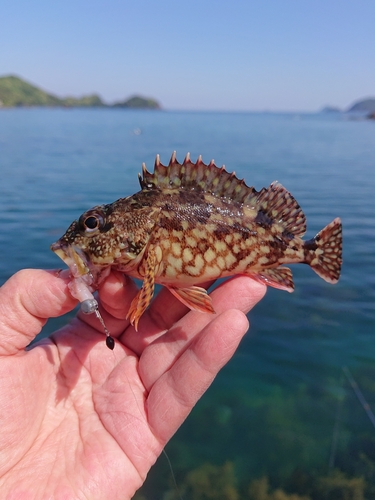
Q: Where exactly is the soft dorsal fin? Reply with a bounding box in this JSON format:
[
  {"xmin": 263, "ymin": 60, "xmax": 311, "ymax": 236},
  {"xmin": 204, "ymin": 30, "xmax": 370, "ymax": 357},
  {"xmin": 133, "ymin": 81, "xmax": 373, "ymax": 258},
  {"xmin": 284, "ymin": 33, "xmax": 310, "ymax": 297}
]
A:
[
  {"xmin": 138, "ymin": 151, "xmax": 260, "ymax": 206},
  {"xmin": 255, "ymin": 181, "xmax": 306, "ymax": 237}
]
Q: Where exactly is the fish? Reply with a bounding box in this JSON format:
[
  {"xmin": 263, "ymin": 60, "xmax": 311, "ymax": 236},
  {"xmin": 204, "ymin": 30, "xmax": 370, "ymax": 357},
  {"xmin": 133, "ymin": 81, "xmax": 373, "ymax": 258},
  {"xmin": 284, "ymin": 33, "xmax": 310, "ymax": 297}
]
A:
[{"xmin": 51, "ymin": 152, "xmax": 343, "ymax": 332}]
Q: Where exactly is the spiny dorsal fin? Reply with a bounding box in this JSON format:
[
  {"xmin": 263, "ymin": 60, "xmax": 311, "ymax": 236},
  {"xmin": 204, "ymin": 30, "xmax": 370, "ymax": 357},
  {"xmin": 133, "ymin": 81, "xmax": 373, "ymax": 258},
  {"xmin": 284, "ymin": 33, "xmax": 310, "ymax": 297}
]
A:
[
  {"xmin": 138, "ymin": 153, "xmax": 307, "ymax": 237},
  {"xmin": 139, "ymin": 152, "xmax": 259, "ymax": 206}
]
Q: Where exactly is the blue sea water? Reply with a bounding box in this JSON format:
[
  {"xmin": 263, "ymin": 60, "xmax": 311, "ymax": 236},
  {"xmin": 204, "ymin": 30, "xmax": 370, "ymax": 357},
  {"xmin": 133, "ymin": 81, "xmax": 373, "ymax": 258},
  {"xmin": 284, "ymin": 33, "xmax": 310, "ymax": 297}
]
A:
[{"xmin": 0, "ymin": 108, "xmax": 374, "ymax": 495}]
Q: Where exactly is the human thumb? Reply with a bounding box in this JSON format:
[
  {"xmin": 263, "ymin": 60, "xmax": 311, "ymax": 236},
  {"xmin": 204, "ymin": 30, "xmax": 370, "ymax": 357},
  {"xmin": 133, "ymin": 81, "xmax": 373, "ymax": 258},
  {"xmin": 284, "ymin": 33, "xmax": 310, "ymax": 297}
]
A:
[{"xmin": 0, "ymin": 269, "xmax": 77, "ymax": 355}]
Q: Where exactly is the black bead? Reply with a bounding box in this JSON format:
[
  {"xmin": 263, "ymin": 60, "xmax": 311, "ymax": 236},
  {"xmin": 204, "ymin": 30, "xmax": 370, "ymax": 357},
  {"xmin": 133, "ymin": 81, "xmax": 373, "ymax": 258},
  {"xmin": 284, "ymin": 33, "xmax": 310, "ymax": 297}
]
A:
[{"xmin": 106, "ymin": 336, "xmax": 115, "ymax": 350}]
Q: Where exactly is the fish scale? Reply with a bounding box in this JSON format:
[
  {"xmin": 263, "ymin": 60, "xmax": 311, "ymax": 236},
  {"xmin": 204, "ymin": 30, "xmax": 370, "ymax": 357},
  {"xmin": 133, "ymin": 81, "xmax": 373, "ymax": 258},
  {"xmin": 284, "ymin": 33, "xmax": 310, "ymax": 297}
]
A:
[{"xmin": 51, "ymin": 152, "xmax": 343, "ymax": 332}]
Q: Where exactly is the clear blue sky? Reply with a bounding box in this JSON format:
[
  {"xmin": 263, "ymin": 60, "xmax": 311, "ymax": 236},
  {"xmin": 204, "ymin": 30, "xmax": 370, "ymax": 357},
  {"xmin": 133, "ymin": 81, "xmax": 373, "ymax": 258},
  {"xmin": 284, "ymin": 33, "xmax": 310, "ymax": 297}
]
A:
[{"xmin": 1, "ymin": 0, "xmax": 374, "ymax": 111}]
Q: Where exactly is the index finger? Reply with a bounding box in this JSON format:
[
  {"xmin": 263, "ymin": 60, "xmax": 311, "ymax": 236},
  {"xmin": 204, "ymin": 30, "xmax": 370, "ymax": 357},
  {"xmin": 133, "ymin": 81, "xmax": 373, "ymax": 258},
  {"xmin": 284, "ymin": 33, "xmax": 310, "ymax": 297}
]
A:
[{"xmin": 138, "ymin": 276, "xmax": 266, "ymax": 391}]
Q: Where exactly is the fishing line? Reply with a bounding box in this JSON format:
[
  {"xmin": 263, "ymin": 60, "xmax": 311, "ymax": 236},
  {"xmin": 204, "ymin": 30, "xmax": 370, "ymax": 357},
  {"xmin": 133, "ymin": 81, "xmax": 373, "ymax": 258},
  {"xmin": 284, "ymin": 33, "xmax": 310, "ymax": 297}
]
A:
[
  {"xmin": 80, "ymin": 298, "xmax": 115, "ymax": 349},
  {"xmin": 121, "ymin": 344, "xmax": 184, "ymax": 500},
  {"xmin": 343, "ymin": 366, "xmax": 375, "ymax": 429},
  {"xmin": 82, "ymin": 295, "xmax": 183, "ymax": 497},
  {"xmin": 328, "ymin": 370, "xmax": 345, "ymax": 469},
  {"xmin": 162, "ymin": 448, "xmax": 184, "ymax": 500}
]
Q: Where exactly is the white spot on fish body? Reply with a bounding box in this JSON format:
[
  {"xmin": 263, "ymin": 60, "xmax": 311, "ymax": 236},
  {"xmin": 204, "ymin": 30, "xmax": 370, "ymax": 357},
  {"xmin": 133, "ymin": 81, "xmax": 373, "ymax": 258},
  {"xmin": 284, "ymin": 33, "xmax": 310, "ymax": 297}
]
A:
[
  {"xmin": 172, "ymin": 229, "xmax": 182, "ymax": 239},
  {"xmin": 192, "ymin": 228, "xmax": 208, "ymax": 240},
  {"xmin": 205, "ymin": 265, "xmax": 221, "ymax": 278},
  {"xmin": 204, "ymin": 248, "xmax": 216, "ymax": 263},
  {"xmin": 225, "ymin": 252, "xmax": 237, "ymax": 267},
  {"xmin": 167, "ymin": 254, "xmax": 182, "ymax": 272},
  {"xmin": 172, "ymin": 242, "xmax": 182, "ymax": 256},
  {"xmin": 166, "ymin": 265, "xmax": 177, "ymax": 278},
  {"xmin": 185, "ymin": 236, "xmax": 198, "ymax": 248},
  {"xmin": 155, "ymin": 245, "xmax": 163, "ymax": 263},
  {"xmin": 217, "ymin": 256, "xmax": 225, "ymax": 269},
  {"xmin": 195, "ymin": 254, "xmax": 204, "ymax": 271},
  {"xmin": 258, "ymin": 256, "xmax": 270, "ymax": 265},
  {"xmin": 214, "ymin": 241, "xmax": 227, "ymax": 253},
  {"xmin": 183, "ymin": 248, "xmax": 194, "ymax": 263}
]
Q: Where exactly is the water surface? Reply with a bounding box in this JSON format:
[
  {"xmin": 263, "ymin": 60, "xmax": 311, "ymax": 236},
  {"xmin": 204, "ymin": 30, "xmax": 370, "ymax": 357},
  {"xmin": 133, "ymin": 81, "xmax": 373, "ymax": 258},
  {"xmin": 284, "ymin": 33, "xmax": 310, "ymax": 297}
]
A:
[{"xmin": 1, "ymin": 109, "xmax": 374, "ymax": 496}]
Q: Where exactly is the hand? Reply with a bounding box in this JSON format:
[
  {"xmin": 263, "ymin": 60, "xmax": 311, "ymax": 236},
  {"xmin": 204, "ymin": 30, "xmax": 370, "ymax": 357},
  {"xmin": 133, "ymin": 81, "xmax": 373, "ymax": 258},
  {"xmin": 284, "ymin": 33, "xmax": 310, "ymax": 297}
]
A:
[{"xmin": 0, "ymin": 269, "xmax": 266, "ymax": 499}]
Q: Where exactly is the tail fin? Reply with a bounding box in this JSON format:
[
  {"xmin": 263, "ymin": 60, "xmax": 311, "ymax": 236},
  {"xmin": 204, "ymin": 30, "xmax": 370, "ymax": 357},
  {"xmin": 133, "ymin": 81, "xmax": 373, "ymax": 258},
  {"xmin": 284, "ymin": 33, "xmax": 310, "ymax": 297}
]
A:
[{"xmin": 305, "ymin": 217, "xmax": 342, "ymax": 283}]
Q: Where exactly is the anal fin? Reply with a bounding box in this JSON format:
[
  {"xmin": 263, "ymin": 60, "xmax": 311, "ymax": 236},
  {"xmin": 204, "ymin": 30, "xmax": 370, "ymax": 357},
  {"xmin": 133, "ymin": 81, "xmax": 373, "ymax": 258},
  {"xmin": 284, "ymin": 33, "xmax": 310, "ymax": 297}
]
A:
[
  {"xmin": 250, "ymin": 267, "xmax": 294, "ymax": 292},
  {"xmin": 168, "ymin": 286, "xmax": 215, "ymax": 314}
]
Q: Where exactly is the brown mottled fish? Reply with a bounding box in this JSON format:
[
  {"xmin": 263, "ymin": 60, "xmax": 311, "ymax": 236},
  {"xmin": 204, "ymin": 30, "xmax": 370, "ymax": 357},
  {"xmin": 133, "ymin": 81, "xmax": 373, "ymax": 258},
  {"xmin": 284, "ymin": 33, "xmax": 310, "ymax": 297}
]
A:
[{"xmin": 51, "ymin": 152, "xmax": 342, "ymax": 331}]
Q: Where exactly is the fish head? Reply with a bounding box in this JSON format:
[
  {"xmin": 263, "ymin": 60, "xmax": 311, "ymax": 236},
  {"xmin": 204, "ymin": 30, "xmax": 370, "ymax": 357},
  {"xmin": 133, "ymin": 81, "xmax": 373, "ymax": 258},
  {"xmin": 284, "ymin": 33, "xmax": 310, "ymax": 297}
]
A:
[
  {"xmin": 51, "ymin": 203, "xmax": 132, "ymax": 290},
  {"xmin": 52, "ymin": 195, "xmax": 159, "ymax": 291}
]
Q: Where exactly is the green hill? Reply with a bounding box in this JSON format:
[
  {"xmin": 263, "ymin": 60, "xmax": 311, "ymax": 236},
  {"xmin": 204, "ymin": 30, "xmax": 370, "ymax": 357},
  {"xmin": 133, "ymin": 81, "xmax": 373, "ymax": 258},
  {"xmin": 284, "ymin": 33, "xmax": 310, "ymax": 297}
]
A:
[
  {"xmin": 0, "ymin": 75, "xmax": 62, "ymax": 107},
  {"xmin": 62, "ymin": 94, "xmax": 104, "ymax": 107},
  {"xmin": 112, "ymin": 95, "xmax": 160, "ymax": 109},
  {"xmin": 0, "ymin": 75, "xmax": 160, "ymax": 109},
  {"xmin": 0, "ymin": 75, "xmax": 105, "ymax": 107}
]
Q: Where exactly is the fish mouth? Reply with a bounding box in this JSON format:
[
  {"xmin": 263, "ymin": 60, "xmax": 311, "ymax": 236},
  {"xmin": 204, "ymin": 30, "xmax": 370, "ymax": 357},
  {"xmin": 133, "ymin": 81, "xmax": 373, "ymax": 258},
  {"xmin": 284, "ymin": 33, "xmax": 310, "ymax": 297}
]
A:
[{"xmin": 51, "ymin": 241, "xmax": 92, "ymax": 282}]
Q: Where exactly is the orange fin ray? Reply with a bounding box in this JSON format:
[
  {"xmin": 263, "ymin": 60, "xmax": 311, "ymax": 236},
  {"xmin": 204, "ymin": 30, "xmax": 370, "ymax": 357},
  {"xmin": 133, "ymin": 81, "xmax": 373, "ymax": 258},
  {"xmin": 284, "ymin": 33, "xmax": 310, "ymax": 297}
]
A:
[
  {"xmin": 126, "ymin": 249, "xmax": 156, "ymax": 330},
  {"xmin": 249, "ymin": 267, "xmax": 294, "ymax": 292},
  {"xmin": 168, "ymin": 286, "xmax": 215, "ymax": 314}
]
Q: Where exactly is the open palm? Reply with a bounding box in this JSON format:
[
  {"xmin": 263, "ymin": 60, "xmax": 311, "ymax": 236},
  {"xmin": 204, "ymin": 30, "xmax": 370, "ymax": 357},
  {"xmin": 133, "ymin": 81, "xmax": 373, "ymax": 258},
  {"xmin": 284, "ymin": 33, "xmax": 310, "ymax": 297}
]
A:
[{"xmin": 0, "ymin": 269, "xmax": 266, "ymax": 499}]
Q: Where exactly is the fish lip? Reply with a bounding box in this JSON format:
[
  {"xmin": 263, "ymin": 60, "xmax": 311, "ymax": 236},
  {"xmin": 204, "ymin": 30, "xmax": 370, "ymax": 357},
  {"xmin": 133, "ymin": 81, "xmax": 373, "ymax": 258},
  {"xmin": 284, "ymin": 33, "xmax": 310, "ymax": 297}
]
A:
[
  {"xmin": 50, "ymin": 240, "xmax": 91, "ymax": 280},
  {"xmin": 50, "ymin": 242, "xmax": 69, "ymax": 265}
]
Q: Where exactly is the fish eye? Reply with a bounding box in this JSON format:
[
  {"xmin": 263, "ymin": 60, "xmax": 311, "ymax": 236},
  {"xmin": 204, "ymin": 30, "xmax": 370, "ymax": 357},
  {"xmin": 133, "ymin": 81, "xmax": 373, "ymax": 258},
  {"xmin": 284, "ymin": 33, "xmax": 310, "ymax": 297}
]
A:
[
  {"xmin": 79, "ymin": 212, "xmax": 105, "ymax": 234},
  {"xmin": 85, "ymin": 216, "xmax": 99, "ymax": 229}
]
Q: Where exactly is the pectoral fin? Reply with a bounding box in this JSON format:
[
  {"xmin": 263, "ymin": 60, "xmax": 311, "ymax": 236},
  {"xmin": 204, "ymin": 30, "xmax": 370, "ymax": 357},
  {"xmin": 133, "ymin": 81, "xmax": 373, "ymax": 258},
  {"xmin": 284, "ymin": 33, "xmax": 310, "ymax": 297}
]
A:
[
  {"xmin": 127, "ymin": 249, "xmax": 156, "ymax": 330},
  {"xmin": 168, "ymin": 286, "xmax": 215, "ymax": 314},
  {"xmin": 250, "ymin": 267, "xmax": 294, "ymax": 292}
]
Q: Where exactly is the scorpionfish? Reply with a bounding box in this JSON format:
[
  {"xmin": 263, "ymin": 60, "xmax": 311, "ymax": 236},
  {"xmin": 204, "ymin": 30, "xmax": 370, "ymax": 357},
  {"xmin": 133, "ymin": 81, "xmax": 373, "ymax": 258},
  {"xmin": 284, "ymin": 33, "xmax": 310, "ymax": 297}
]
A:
[{"xmin": 51, "ymin": 152, "xmax": 343, "ymax": 330}]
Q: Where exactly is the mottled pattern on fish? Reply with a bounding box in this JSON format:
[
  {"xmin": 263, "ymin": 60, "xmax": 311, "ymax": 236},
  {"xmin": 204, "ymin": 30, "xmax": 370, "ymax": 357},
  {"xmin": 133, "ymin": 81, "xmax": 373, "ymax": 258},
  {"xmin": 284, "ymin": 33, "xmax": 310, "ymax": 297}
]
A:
[{"xmin": 51, "ymin": 152, "xmax": 343, "ymax": 329}]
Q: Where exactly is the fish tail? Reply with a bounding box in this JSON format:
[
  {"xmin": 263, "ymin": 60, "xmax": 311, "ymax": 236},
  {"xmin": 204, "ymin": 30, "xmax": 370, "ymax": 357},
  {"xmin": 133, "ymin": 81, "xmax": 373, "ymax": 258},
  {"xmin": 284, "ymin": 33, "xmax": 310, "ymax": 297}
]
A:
[{"xmin": 304, "ymin": 217, "xmax": 342, "ymax": 283}]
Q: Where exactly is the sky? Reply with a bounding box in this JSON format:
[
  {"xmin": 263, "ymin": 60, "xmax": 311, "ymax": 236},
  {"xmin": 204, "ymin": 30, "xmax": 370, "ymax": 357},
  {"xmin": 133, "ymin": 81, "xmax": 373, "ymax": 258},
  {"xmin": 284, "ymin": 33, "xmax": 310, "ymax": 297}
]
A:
[{"xmin": 1, "ymin": 0, "xmax": 374, "ymax": 111}]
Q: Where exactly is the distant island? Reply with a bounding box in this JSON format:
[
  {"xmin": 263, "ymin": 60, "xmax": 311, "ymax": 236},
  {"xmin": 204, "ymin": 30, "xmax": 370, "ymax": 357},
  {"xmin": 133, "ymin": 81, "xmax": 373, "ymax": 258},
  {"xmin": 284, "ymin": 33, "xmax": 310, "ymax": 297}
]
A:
[
  {"xmin": 320, "ymin": 106, "xmax": 342, "ymax": 113},
  {"xmin": 0, "ymin": 75, "xmax": 161, "ymax": 109},
  {"xmin": 347, "ymin": 97, "xmax": 375, "ymax": 113},
  {"xmin": 321, "ymin": 97, "xmax": 375, "ymax": 117}
]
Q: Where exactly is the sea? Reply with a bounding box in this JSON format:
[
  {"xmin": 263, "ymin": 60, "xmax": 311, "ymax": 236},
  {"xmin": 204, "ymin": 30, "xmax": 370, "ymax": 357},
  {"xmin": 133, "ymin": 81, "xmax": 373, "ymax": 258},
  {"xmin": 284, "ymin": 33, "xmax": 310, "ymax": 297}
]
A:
[{"xmin": 0, "ymin": 108, "xmax": 374, "ymax": 498}]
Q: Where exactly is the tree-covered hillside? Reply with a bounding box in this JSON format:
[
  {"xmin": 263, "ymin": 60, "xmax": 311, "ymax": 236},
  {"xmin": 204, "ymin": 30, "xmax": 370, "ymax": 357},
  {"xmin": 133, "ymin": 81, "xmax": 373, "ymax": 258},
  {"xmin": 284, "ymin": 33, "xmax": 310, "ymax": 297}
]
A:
[{"xmin": 0, "ymin": 75, "xmax": 160, "ymax": 109}]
